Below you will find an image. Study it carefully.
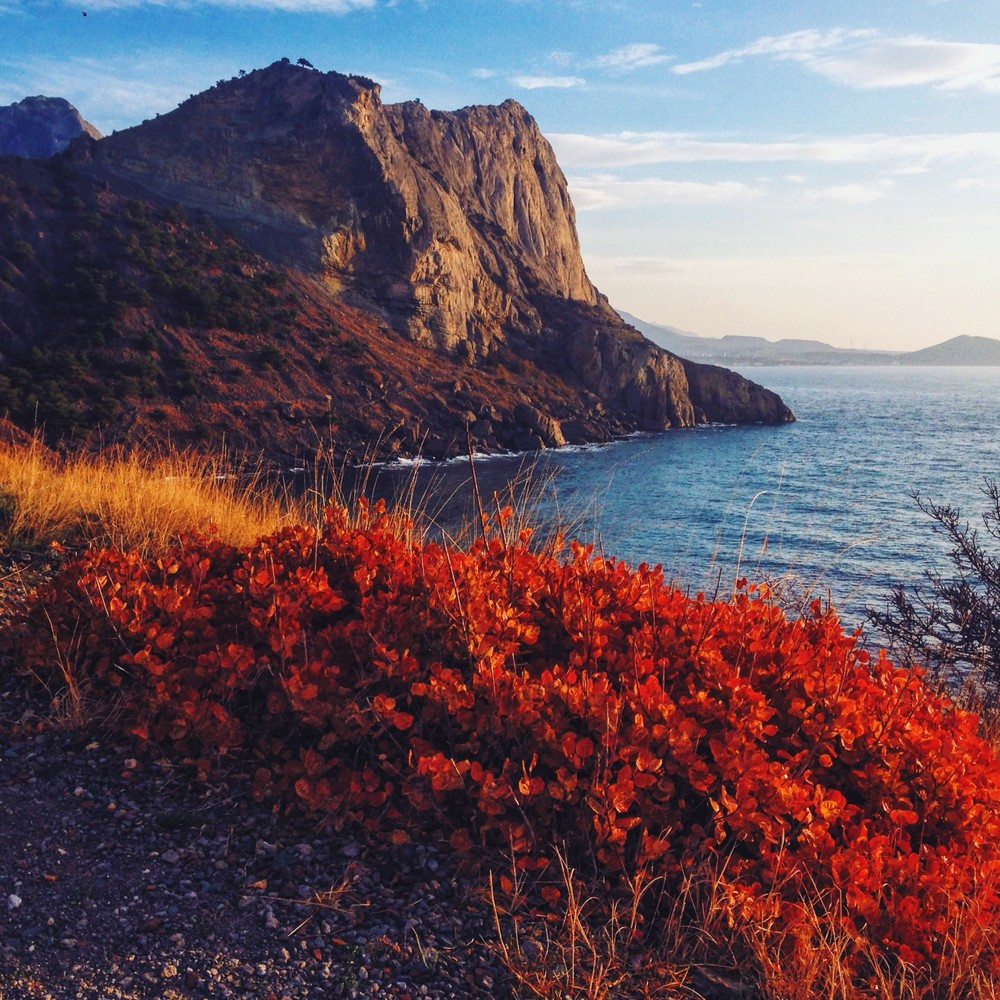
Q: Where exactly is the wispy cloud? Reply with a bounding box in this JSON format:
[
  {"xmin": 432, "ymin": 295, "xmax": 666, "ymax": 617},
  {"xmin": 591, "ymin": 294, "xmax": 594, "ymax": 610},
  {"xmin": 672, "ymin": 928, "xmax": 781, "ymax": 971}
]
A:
[
  {"xmin": 675, "ymin": 28, "xmax": 1000, "ymax": 92},
  {"xmin": 591, "ymin": 43, "xmax": 672, "ymax": 73},
  {"xmin": 81, "ymin": 0, "xmax": 376, "ymax": 9},
  {"xmin": 804, "ymin": 180, "xmax": 894, "ymax": 204},
  {"xmin": 547, "ymin": 50, "xmax": 576, "ymax": 69},
  {"xmin": 568, "ymin": 174, "xmax": 761, "ymax": 210},
  {"xmin": 549, "ymin": 129, "xmax": 1000, "ymax": 170},
  {"xmin": 955, "ymin": 177, "xmax": 1000, "ymax": 192},
  {"xmin": 813, "ymin": 36, "xmax": 1000, "ymax": 91},
  {"xmin": 510, "ymin": 74, "xmax": 586, "ymax": 90},
  {"xmin": 674, "ymin": 28, "xmax": 872, "ymax": 75}
]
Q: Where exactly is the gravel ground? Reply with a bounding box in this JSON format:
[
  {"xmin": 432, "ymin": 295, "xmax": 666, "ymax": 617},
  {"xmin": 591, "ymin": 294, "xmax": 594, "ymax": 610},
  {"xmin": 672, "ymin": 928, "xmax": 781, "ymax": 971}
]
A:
[{"xmin": 0, "ymin": 673, "xmax": 515, "ymax": 1000}]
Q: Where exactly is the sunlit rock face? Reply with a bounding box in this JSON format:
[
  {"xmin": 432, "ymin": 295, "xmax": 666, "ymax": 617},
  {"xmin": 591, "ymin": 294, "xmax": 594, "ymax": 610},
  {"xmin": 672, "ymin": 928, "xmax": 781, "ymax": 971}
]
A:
[{"xmin": 75, "ymin": 60, "xmax": 792, "ymax": 445}]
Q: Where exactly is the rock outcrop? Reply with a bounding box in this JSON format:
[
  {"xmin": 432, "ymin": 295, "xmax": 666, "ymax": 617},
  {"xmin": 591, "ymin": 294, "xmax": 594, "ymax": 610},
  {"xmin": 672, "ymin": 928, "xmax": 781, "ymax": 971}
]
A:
[
  {"xmin": 0, "ymin": 96, "xmax": 101, "ymax": 158},
  {"xmin": 78, "ymin": 61, "xmax": 791, "ymax": 438},
  {"xmin": 85, "ymin": 66, "xmax": 598, "ymax": 358},
  {"xmin": 0, "ymin": 62, "xmax": 791, "ymax": 461},
  {"xmin": 682, "ymin": 359, "xmax": 794, "ymax": 425}
]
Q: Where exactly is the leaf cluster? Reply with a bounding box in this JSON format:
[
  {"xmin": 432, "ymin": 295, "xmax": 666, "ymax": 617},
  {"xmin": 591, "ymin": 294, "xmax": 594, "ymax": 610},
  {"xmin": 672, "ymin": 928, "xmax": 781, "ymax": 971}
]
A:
[{"xmin": 10, "ymin": 503, "xmax": 1000, "ymax": 980}]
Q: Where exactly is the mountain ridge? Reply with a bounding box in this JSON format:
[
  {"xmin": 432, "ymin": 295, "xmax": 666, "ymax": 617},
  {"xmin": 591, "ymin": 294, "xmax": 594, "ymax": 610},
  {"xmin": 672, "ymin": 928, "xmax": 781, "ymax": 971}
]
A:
[
  {"xmin": 0, "ymin": 62, "xmax": 792, "ymax": 462},
  {"xmin": 621, "ymin": 311, "xmax": 1000, "ymax": 367},
  {"xmin": 0, "ymin": 96, "xmax": 101, "ymax": 159}
]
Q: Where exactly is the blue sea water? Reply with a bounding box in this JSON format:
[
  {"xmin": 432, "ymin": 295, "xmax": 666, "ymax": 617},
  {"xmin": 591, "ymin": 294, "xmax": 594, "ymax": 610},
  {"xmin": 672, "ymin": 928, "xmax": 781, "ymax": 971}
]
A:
[{"xmin": 367, "ymin": 366, "xmax": 1000, "ymax": 632}]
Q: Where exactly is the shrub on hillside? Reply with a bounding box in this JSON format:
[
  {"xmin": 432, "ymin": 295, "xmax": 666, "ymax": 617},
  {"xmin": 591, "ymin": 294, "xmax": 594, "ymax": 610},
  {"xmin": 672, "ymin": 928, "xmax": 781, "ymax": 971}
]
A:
[
  {"xmin": 10, "ymin": 501, "xmax": 1000, "ymax": 981},
  {"xmin": 869, "ymin": 480, "xmax": 1000, "ymax": 704}
]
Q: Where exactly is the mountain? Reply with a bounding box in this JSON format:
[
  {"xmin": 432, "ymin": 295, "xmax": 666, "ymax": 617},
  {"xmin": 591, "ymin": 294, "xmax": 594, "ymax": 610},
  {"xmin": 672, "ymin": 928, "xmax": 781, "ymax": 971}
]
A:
[
  {"xmin": 0, "ymin": 61, "xmax": 792, "ymax": 462},
  {"xmin": 901, "ymin": 335, "xmax": 1000, "ymax": 366},
  {"xmin": 619, "ymin": 311, "xmax": 901, "ymax": 366},
  {"xmin": 0, "ymin": 96, "xmax": 102, "ymax": 159},
  {"xmin": 621, "ymin": 311, "xmax": 1000, "ymax": 367}
]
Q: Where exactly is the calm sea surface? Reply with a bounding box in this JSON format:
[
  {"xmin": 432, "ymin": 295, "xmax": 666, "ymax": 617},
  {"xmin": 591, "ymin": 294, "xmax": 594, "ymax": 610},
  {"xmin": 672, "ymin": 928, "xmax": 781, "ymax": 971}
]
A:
[{"xmin": 366, "ymin": 367, "xmax": 1000, "ymax": 631}]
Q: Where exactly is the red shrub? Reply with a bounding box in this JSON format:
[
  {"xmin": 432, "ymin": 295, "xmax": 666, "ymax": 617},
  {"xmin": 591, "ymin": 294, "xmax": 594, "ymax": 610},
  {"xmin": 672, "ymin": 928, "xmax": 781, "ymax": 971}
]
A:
[{"xmin": 11, "ymin": 499, "xmax": 1000, "ymax": 974}]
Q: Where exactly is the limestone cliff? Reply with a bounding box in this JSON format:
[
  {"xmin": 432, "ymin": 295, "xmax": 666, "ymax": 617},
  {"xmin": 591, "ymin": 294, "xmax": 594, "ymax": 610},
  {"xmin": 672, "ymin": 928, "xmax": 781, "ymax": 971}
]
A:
[
  {"xmin": 75, "ymin": 60, "xmax": 791, "ymax": 442},
  {"xmin": 0, "ymin": 96, "xmax": 101, "ymax": 158},
  {"xmin": 85, "ymin": 65, "xmax": 597, "ymax": 355}
]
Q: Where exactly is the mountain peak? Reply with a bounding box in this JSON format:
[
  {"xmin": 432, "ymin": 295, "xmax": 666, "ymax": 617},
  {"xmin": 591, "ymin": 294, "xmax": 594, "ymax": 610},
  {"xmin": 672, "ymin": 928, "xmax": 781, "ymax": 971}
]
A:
[
  {"xmin": 89, "ymin": 65, "xmax": 599, "ymax": 349},
  {"xmin": 0, "ymin": 64, "xmax": 791, "ymax": 460},
  {"xmin": 0, "ymin": 96, "xmax": 101, "ymax": 158}
]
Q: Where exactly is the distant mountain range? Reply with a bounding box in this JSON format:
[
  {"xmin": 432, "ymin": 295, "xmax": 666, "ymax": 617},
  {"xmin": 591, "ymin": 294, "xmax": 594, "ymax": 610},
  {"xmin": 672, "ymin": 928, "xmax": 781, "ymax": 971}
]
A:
[{"xmin": 620, "ymin": 311, "xmax": 1000, "ymax": 367}]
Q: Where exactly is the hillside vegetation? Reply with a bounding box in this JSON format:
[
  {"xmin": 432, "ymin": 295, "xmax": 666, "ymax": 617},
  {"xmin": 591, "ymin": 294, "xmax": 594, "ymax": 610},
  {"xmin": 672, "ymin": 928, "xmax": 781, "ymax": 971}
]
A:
[{"xmin": 3, "ymin": 439, "xmax": 1000, "ymax": 998}]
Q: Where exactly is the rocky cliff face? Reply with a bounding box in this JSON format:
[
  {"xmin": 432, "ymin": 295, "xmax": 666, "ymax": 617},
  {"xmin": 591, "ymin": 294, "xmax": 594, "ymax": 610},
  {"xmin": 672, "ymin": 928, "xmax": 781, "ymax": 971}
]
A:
[
  {"xmin": 0, "ymin": 96, "xmax": 101, "ymax": 158},
  {"xmin": 0, "ymin": 62, "xmax": 791, "ymax": 461},
  {"xmin": 77, "ymin": 61, "xmax": 791, "ymax": 441},
  {"xmin": 86, "ymin": 65, "xmax": 598, "ymax": 356}
]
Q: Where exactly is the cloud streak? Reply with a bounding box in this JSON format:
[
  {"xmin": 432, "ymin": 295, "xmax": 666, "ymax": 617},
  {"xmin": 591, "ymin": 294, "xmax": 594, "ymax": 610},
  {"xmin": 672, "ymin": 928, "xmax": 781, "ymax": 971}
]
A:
[
  {"xmin": 79, "ymin": 0, "xmax": 376, "ymax": 10},
  {"xmin": 674, "ymin": 28, "xmax": 872, "ymax": 75},
  {"xmin": 568, "ymin": 174, "xmax": 762, "ymax": 210},
  {"xmin": 549, "ymin": 129, "xmax": 1000, "ymax": 170},
  {"xmin": 804, "ymin": 180, "xmax": 894, "ymax": 204},
  {"xmin": 591, "ymin": 43, "xmax": 672, "ymax": 73},
  {"xmin": 674, "ymin": 28, "xmax": 1000, "ymax": 92},
  {"xmin": 511, "ymin": 74, "xmax": 585, "ymax": 90}
]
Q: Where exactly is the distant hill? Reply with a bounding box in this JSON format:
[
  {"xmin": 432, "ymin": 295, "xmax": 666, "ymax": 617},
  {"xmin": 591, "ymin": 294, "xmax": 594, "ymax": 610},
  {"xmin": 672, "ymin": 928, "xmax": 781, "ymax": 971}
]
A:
[
  {"xmin": 618, "ymin": 311, "xmax": 900, "ymax": 365},
  {"xmin": 619, "ymin": 312, "xmax": 1000, "ymax": 367},
  {"xmin": 902, "ymin": 335, "xmax": 1000, "ymax": 366}
]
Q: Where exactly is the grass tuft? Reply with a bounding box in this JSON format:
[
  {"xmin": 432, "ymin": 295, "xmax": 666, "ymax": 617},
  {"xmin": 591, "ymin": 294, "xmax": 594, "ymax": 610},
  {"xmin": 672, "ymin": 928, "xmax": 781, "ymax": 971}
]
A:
[{"xmin": 0, "ymin": 434, "xmax": 299, "ymax": 555}]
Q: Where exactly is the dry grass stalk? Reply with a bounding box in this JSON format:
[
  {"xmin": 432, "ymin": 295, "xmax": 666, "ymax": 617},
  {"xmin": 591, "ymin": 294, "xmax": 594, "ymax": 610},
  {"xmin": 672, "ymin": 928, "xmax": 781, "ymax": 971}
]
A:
[
  {"xmin": 489, "ymin": 848, "xmax": 709, "ymax": 1000},
  {"xmin": 489, "ymin": 848, "xmax": 1000, "ymax": 1000},
  {"xmin": 0, "ymin": 435, "xmax": 299, "ymax": 554}
]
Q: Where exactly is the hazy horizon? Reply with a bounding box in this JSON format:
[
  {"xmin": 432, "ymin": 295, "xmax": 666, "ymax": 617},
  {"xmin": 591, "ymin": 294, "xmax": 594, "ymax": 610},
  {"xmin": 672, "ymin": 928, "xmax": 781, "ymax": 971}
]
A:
[{"xmin": 3, "ymin": 0, "xmax": 998, "ymax": 353}]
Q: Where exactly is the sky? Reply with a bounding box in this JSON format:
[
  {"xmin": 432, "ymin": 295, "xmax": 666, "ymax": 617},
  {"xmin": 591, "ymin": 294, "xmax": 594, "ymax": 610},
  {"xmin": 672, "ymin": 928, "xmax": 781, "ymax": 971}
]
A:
[{"xmin": 2, "ymin": 0, "xmax": 999, "ymax": 351}]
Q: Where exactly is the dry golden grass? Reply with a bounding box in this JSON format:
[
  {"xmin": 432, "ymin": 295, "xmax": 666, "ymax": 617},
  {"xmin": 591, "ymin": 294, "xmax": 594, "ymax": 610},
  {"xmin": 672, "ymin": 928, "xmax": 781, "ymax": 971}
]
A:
[
  {"xmin": 489, "ymin": 850, "xmax": 1000, "ymax": 1000},
  {"xmin": 0, "ymin": 435, "xmax": 303, "ymax": 555},
  {"xmin": 489, "ymin": 850, "xmax": 736, "ymax": 1000}
]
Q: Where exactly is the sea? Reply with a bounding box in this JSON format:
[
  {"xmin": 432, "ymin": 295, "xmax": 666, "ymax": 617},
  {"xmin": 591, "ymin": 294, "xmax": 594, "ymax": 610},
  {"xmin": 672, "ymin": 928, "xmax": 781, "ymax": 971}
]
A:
[{"xmin": 361, "ymin": 366, "xmax": 1000, "ymax": 635}]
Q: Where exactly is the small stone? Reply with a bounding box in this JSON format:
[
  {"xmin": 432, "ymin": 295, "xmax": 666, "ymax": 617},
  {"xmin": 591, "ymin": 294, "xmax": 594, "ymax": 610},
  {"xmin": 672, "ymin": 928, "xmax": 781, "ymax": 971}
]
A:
[
  {"xmin": 162, "ymin": 963, "xmax": 178, "ymax": 979},
  {"xmin": 6, "ymin": 894, "xmax": 21, "ymax": 910},
  {"xmin": 160, "ymin": 849, "xmax": 180, "ymax": 864}
]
